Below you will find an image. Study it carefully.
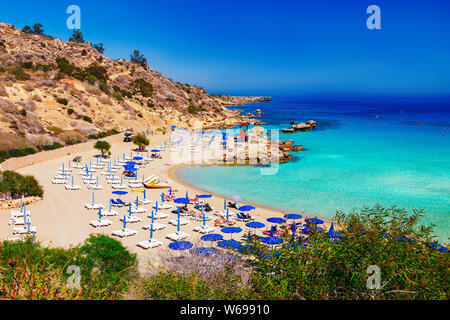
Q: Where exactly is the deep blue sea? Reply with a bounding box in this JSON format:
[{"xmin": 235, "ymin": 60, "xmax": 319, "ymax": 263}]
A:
[{"xmin": 178, "ymin": 97, "xmax": 450, "ymax": 241}]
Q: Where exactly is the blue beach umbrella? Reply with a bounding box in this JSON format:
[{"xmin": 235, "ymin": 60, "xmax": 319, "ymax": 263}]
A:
[
  {"xmin": 197, "ymin": 194, "xmax": 212, "ymax": 199},
  {"xmin": 109, "ymin": 199, "xmax": 112, "ymax": 211},
  {"xmin": 201, "ymin": 233, "xmax": 223, "ymax": 242},
  {"xmin": 136, "ymin": 196, "xmax": 139, "ymax": 208},
  {"xmin": 174, "ymin": 198, "xmax": 190, "ymax": 204},
  {"xmin": 202, "ymin": 205, "xmax": 205, "ymax": 226},
  {"xmin": 169, "ymin": 241, "xmax": 193, "ymax": 251},
  {"xmin": 218, "ymin": 239, "xmax": 241, "ymax": 249},
  {"xmin": 151, "ymin": 210, "xmax": 154, "ymax": 224},
  {"xmin": 92, "ymin": 192, "xmax": 95, "ymax": 204},
  {"xmin": 151, "ymin": 149, "xmax": 160, "ymax": 153},
  {"xmin": 267, "ymin": 217, "xmax": 286, "ymax": 224},
  {"xmin": 27, "ymin": 221, "xmax": 30, "ymax": 234},
  {"xmin": 98, "ymin": 207, "xmax": 102, "ymax": 220},
  {"xmin": 23, "ymin": 205, "xmax": 27, "ymax": 224},
  {"xmin": 149, "ymin": 224, "xmax": 153, "ymax": 240},
  {"xmin": 122, "ymin": 215, "xmax": 127, "ymax": 230},
  {"xmin": 169, "ymin": 187, "xmax": 172, "ymax": 195},
  {"xmin": 261, "ymin": 236, "xmax": 283, "ymax": 245},
  {"xmin": 72, "ymin": 176, "xmax": 74, "ymax": 186},
  {"xmin": 186, "ymin": 190, "xmax": 189, "ymax": 198},
  {"xmin": 144, "ymin": 189, "xmax": 147, "ymax": 199},
  {"xmin": 284, "ymin": 213, "xmax": 303, "ymax": 220},
  {"xmin": 32, "ymin": 231, "xmax": 36, "ymax": 245},
  {"xmin": 238, "ymin": 205, "xmax": 255, "ymax": 212},
  {"xmin": 221, "ymin": 227, "xmax": 242, "ymax": 240},
  {"xmin": 112, "ymin": 190, "xmax": 128, "ymax": 196},
  {"xmin": 155, "ymin": 201, "xmax": 158, "ymax": 212},
  {"xmin": 246, "ymin": 222, "xmax": 265, "ymax": 229},
  {"xmin": 224, "ymin": 198, "xmax": 226, "ymax": 210},
  {"xmin": 161, "ymin": 193, "xmax": 165, "ymax": 203},
  {"xmin": 128, "ymin": 203, "xmax": 132, "ymax": 216},
  {"xmin": 133, "ymin": 156, "xmax": 143, "ymax": 161}
]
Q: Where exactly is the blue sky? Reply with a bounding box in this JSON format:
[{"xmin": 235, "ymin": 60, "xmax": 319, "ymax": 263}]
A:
[{"xmin": 1, "ymin": 0, "xmax": 450, "ymax": 96}]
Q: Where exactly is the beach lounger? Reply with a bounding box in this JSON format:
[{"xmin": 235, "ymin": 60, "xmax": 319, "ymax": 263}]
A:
[
  {"xmin": 149, "ymin": 212, "xmax": 169, "ymax": 219},
  {"xmin": 120, "ymin": 216, "xmax": 142, "ymax": 223},
  {"xmin": 84, "ymin": 203, "xmax": 105, "ymax": 210},
  {"xmin": 236, "ymin": 213, "xmax": 254, "ymax": 222},
  {"xmin": 129, "ymin": 182, "xmax": 144, "ymax": 189},
  {"xmin": 87, "ymin": 184, "xmax": 103, "ymax": 190},
  {"xmin": 52, "ymin": 179, "xmax": 67, "ymax": 184},
  {"xmin": 111, "ymin": 228, "xmax": 137, "ymax": 238},
  {"xmin": 10, "ymin": 210, "xmax": 31, "ymax": 218},
  {"xmin": 140, "ymin": 198, "xmax": 153, "ymax": 205},
  {"xmin": 89, "ymin": 220, "xmax": 113, "ymax": 228},
  {"xmin": 142, "ymin": 223, "xmax": 167, "ymax": 231},
  {"xmin": 168, "ymin": 218, "xmax": 189, "ymax": 226},
  {"xmin": 165, "ymin": 231, "xmax": 189, "ymax": 241},
  {"xmin": 192, "ymin": 225, "xmax": 216, "ymax": 234},
  {"xmin": 54, "ymin": 175, "xmax": 69, "ymax": 180},
  {"xmin": 13, "ymin": 226, "xmax": 37, "ymax": 235},
  {"xmin": 116, "ymin": 199, "xmax": 130, "ymax": 206},
  {"xmin": 110, "ymin": 199, "xmax": 123, "ymax": 207},
  {"xmin": 136, "ymin": 239, "xmax": 163, "ymax": 249},
  {"xmin": 65, "ymin": 184, "xmax": 81, "ymax": 190},
  {"xmin": 101, "ymin": 209, "xmax": 118, "ymax": 217},
  {"xmin": 112, "ymin": 184, "xmax": 127, "ymax": 189},
  {"xmin": 131, "ymin": 207, "xmax": 147, "ymax": 214},
  {"xmin": 9, "ymin": 217, "xmax": 31, "ymax": 226},
  {"xmin": 107, "ymin": 180, "xmax": 121, "ymax": 184},
  {"xmin": 153, "ymin": 203, "xmax": 173, "ymax": 210}
]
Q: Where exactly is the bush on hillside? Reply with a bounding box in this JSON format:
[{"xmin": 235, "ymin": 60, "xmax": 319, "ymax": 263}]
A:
[{"xmin": 0, "ymin": 170, "xmax": 43, "ymax": 198}]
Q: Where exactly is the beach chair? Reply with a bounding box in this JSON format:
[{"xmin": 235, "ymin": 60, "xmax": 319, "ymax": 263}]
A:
[
  {"xmin": 9, "ymin": 217, "xmax": 31, "ymax": 226},
  {"xmin": 52, "ymin": 179, "xmax": 66, "ymax": 184},
  {"xmin": 192, "ymin": 225, "xmax": 216, "ymax": 234},
  {"xmin": 110, "ymin": 199, "xmax": 123, "ymax": 207},
  {"xmin": 13, "ymin": 226, "xmax": 37, "ymax": 235},
  {"xmin": 120, "ymin": 216, "xmax": 142, "ymax": 223},
  {"xmin": 112, "ymin": 184, "xmax": 127, "ymax": 189},
  {"xmin": 129, "ymin": 182, "xmax": 144, "ymax": 189},
  {"xmin": 168, "ymin": 218, "xmax": 189, "ymax": 226},
  {"xmin": 137, "ymin": 239, "xmax": 163, "ymax": 249},
  {"xmin": 84, "ymin": 203, "xmax": 105, "ymax": 210},
  {"xmin": 236, "ymin": 213, "xmax": 253, "ymax": 222},
  {"xmin": 89, "ymin": 220, "xmax": 113, "ymax": 228},
  {"xmin": 101, "ymin": 209, "xmax": 118, "ymax": 217},
  {"xmin": 153, "ymin": 203, "xmax": 173, "ymax": 210},
  {"xmin": 140, "ymin": 198, "xmax": 152, "ymax": 205},
  {"xmin": 111, "ymin": 229, "xmax": 137, "ymax": 238},
  {"xmin": 150, "ymin": 212, "xmax": 169, "ymax": 219},
  {"xmin": 142, "ymin": 223, "xmax": 167, "ymax": 231},
  {"xmin": 131, "ymin": 207, "xmax": 147, "ymax": 214},
  {"xmin": 87, "ymin": 184, "xmax": 103, "ymax": 190},
  {"xmin": 165, "ymin": 231, "xmax": 189, "ymax": 241},
  {"xmin": 116, "ymin": 199, "xmax": 129, "ymax": 206},
  {"xmin": 65, "ymin": 184, "xmax": 81, "ymax": 190},
  {"xmin": 10, "ymin": 210, "xmax": 31, "ymax": 218}
]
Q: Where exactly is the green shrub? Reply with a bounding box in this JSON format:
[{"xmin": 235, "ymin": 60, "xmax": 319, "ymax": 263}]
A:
[
  {"xmin": 83, "ymin": 115, "xmax": 93, "ymax": 123},
  {"xmin": 85, "ymin": 63, "xmax": 108, "ymax": 82},
  {"xmin": 56, "ymin": 57, "xmax": 75, "ymax": 76},
  {"xmin": 9, "ymin": 67, "xmax": 31, "ymax": 80},
  {"xmin": 98, "ymin": 80, "xmax": 110, "ymax": 95},
  {"xmin": 19, "ymin": 109, "xmax": 27, "ymax": 116},
  {"xmin": 130, "ymin": 78, "xmax": 153, "ymax": 97},
  {"xmin": 67, "ymin": 108, "xmax": 75, "ymax": 115},
  {"xmin": 56, "ymin": 98, "xmax": 68, "ymax": 106},
  {"xmin": 21, "ymin": 62, "xmax": 33, "ymax": 69},
  {"xmin": 86, "ymin": 74, "xmax": 97, "ymax": 85},
  {"xmin": 0, "ymin": 170, "xmax": 43, "ymax": 198},
  {"xmin": 112, "ymin": 91, "xmax": 123, "ymax": 101},
  {"xmin": 40, "ymin": 142, "xmax": 63, "ymax": 151}
]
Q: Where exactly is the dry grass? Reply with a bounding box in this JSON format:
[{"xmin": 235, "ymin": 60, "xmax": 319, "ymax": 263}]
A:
[
  {"xmin": 0, "ymin": 83, "xmax": 8, "ymax": 97},
  {"xmin": 85, "ymin": 85, "xmax": 102, "ymax": 96},
  {"xmin": 23, "ymin": 83, "xmax": 35, "ymax": 92},
  {"xmin": 57, "ymin": 129, "xmax": 86, "ymax": 144},
  {"xmin": 0, "ymin": 132, "xmax": 33, "ymax": 150},
  {"xmin": 97, "ymin": 96, "xmax": 112, "ymax": 106}
]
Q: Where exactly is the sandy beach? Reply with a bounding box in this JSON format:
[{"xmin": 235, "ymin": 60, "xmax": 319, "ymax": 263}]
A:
[{"xmin": 0, "ymin": 131, "xmax": 331, "ymax": 265}]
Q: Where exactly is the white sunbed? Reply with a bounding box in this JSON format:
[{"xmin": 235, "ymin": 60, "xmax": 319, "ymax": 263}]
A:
[
  {"xmin": 111, "ymin": 228, "xmax": 137, "ymax": 238},
  {"xmin": 73, "ymin": 164, "xmax": 84, "ymax": 169},
  {"xmin": 140, "ymin": 199, "xmax": 153, "ymax": 205},
  {"xmin": 129, "ymin": 182, "xmax": 144, "ymax": 189},
  {"xmin": 166, "ymin": 231, "xmax": 190, "ymax": 241},
  {"xmin": 149, "ymin": 212, "xmax": 169, "ymax": 220},
  {"xmin": 87, "ymin": 184, "xmax": 103, "ymax": 190},
  {"xmin": 142, "ymin": 223, "xmax": 167, "ymax": 231},
  {"xmin": 131, "ymin": 207, "xmax": 147, "ymax": 214},
  {"xmin": 10, "ymin": 210, "xmax": 31, "ymax": 218},
  {"xmin": 153, "ymin": 203, "xmax": 173, "ymax": 210},
  {"xmin": 112, "ymin": 184, "xmax": 127, "ymax": 190},
  {"xmin": 100, "ymin": 209, "xmax": 118, "ymax": 216},
  {"xmin": 89, "ymin": 219, "xmax": 113, "ymax": 228},
  {"xmin": 191, "ymin": 215, "xmax": 212, "ymax": 222},
  {"xmin": 107, "ymin": 180, "xmax": 121, "ymax": 185},
  {"xmin": 54, "ymin": 174, "xmax": 69, "ymax": 179},
  {"xmin": 13, "ymin": 226, "xmax": 37, "ymax": 235},
  {"xmin": 52, "ymin": 179, "xmax": 67, "ymax": 184},
  {"xmin": 193, "ymin": 225, "xmax": 217, "ymax": 234},
  {"xmin": 84, "ymin": 203, "xmax": 105, "ymax": 210},
  {"xmin": 136, "ymin": 239, "xmax": 163, "ymax": 249},
  {"xmin": 65, "ymin": 185, "xmax": 81, "ymax": 190},
  {"xmin": 9, "ymin": 217, "xmax": 31, "ymax": 226},
  {"xmin": 168, "ymin": 218, "xmax": 189, "ymax": 226},
  {"xmin": 91, "ymin": 165, "xmax": 103, "ymax": 169},
  {"xmin": 120, "ymin": 216, "xmax": 142, "ymax": 223}
]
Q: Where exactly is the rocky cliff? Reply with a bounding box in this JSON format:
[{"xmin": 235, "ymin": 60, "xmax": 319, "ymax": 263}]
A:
[{"xmin": 0, "ymin": 22, "xmax": 270, "ymax": 150}]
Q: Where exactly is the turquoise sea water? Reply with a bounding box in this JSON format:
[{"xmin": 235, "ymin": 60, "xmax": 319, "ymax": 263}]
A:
[{"xmin": 177, "ymin": 97, "xmax": 450, "ymax": 241}]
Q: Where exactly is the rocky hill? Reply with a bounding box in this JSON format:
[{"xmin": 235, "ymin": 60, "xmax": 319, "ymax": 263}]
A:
[{"xmin": 0, "ymin": 22, "xmax": 269, "ymax": 151}]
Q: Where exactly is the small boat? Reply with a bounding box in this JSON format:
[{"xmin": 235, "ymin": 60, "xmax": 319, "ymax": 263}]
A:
[{"xmin": 143, "ymin": 174, "xmax": 170, "ymax": 189}]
